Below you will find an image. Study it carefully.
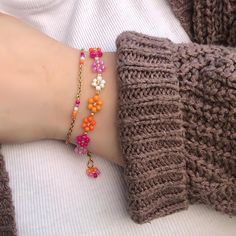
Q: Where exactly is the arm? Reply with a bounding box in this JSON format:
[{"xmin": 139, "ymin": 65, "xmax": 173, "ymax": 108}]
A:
[
  {"xmin": 0, "ymin": 13, "xmax": 123, "ymax": 166},
  {"xmin": 1, "ymin": 13, "xmax": 235, "ymax": 225}
]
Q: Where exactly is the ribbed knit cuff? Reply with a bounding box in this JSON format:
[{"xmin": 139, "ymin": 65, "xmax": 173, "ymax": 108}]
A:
[{"xmin": 115, "ymin": 31, "xmax": 188, "ymax": 223}]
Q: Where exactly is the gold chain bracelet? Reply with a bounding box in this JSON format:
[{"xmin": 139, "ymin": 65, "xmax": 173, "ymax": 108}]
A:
[{"xmin": 65, "ymin": 49, "xmax": 85, "ymax": 144}]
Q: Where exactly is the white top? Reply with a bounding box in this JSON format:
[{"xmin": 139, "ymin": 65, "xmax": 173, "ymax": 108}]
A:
[{"xmin": 1, "ymin": 0, "xmax": 235, "ymax": 235}]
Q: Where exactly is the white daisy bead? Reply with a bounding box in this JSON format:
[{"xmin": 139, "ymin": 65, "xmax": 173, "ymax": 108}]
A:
[{"xmin": 91, "ymin": 75, "xmax": 106, "ymax": 91}]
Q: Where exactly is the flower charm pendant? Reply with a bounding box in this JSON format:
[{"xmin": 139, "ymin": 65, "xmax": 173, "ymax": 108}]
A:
[
  {"xmin": 86, "ymin": 166, "xmax": 100, "ymax": 178},
  {"xmin": 86, "ymin": 151, "xmax": 100, "ymax": 178}
]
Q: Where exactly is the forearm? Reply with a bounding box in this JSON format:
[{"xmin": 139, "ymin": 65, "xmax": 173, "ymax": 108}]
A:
[{"xmin": 0, "ymin": 13, "xmax": 123, "ymax": 166}]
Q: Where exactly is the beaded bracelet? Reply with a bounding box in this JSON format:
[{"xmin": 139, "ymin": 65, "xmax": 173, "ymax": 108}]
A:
[
  {"xmin": 65, "ymin": 49, "xmax": 85, "ymax": 145},
  {"xmin": 74, "ymin": 48, "xmax": 105, "ymax": 178}
]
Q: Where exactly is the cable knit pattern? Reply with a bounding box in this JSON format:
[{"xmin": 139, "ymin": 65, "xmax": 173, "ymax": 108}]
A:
[
  {"xmin": 169, "ymin": 0, "xmax": 236, "ymax": 46},
  {"xmin": 116, "ymin": 31, "xmax": 236, "ymax": 223},
  {"xmin": 0, "ymin": 144, "xmax": 17, "ymax": 236},
  {"xmin": 174, "ymin": 42, "xmax": 236, "ymax": 215}
]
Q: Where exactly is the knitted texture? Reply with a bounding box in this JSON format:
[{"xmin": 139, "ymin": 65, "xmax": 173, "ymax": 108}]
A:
[
  {"xmin": 168, "ymin": 0, "xmax": 194, "ymax": 38},
  {"xmin": 174, "ymin": 41, "xmax": 236, "ymax": 215},
  {"xmin": 169, "ymin": 0, "xmax": 236, "ymax": 46},
  {"xmin": 116, "ymin": 31, "xmax": 236, "ymax": 224},
  {"xmin": 0, "ymin": 144, "xmax": 17, "ymax": 236},
  {"xmin": 116, "ymin": 32, "xmax": 189, "ymax": 223}
]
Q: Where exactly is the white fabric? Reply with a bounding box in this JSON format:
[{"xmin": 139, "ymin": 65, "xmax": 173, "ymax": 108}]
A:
[{"xmin": 0, "ymin": 0, "xmax": 235, "ymax": 235}]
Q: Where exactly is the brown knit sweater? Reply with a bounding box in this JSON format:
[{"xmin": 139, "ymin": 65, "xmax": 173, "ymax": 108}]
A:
[
  {"xmin": 0, "ymin": 144, "xmax": 17, "ymax": 235},
  {"xmin": 169, "ymin": 0, "xmax": 236, "ymax": 46},
  {"xmin": 116, "ymin": 31, "xmax": 236, "ymax": 223},
  {"xmin": 1, "ymin": 1, "xmax": 236, "ymax": 235}
]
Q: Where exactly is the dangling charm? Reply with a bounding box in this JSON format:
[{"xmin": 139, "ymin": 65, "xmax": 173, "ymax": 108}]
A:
[{"xmin": 86, "ymin": 151, "xmax": 100, "ymax": 178}]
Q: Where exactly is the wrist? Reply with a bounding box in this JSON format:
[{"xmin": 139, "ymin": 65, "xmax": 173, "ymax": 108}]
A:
[
  {"xmin": 51, "ymin": 48, "xmax": 124, "ymax": 166},
  {"xmin": 46, "ymin": 45, "xmax": 82, "ymax": 141}
]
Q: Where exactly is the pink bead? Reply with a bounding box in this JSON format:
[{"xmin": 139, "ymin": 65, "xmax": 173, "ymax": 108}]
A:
[
  {"xmin": 75, "ymin": 100, "xmax": 80, "ymax": 107},
  {"xmin": 91, "ymin": 60, "xmax": 105, "ymax": 73},
  {"xmin": 74, "ymin": 146, "xmax": 87, "ymax": 155},
  {"xmin": 89, "ymin": 48, "xmax": 103, "ymax": 58},
  {"xmin": 90, "ymin": 52, "xmax": 96, "ymax": 58},
  {"xmin": 97, "ymin": 51, "xmax": 103, "ymax": 57},
  {"xmin": 93, "ymin": 173, "xmax": 98, "ymax": 178},
  {"xmin": 76, "ymin": 134, "xmax": 90, "ymax": 147}
]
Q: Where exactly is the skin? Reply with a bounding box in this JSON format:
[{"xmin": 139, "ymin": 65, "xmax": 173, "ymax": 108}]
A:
[{"xmin": 0, "ymin": 12, "xmax": 124, "ymax": 166}]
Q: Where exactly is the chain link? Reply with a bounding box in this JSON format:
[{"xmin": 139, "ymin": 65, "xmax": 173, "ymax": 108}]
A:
[{"xmin": 65, "ymin": 54, "xmax": 84, "ymax": 144}]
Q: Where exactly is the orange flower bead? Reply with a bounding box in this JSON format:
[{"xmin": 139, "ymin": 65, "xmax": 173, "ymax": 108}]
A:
[
  {"xmin": 88, "ymin": 95, "xmax": 103, "ymax": 113},
  {"xmin": 82, "ymin": 115, "xmax": 96, "ymax": 132}
]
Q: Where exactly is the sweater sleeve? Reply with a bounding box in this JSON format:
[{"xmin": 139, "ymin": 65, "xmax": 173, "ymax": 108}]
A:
[
  {"xmin": 115, "ymin": 31, "xmax": 189, "ymax": 223},
  {"xmin": 0, "ymin": 144, "xmax": 17, "ymax": 235},
  {"xmin": 169, "ymin": 0, "xmax": 236, "ymax": 46},
  {"xmin": 115, "ymin": 31, "xmax": 236, "ymax": 224}
]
